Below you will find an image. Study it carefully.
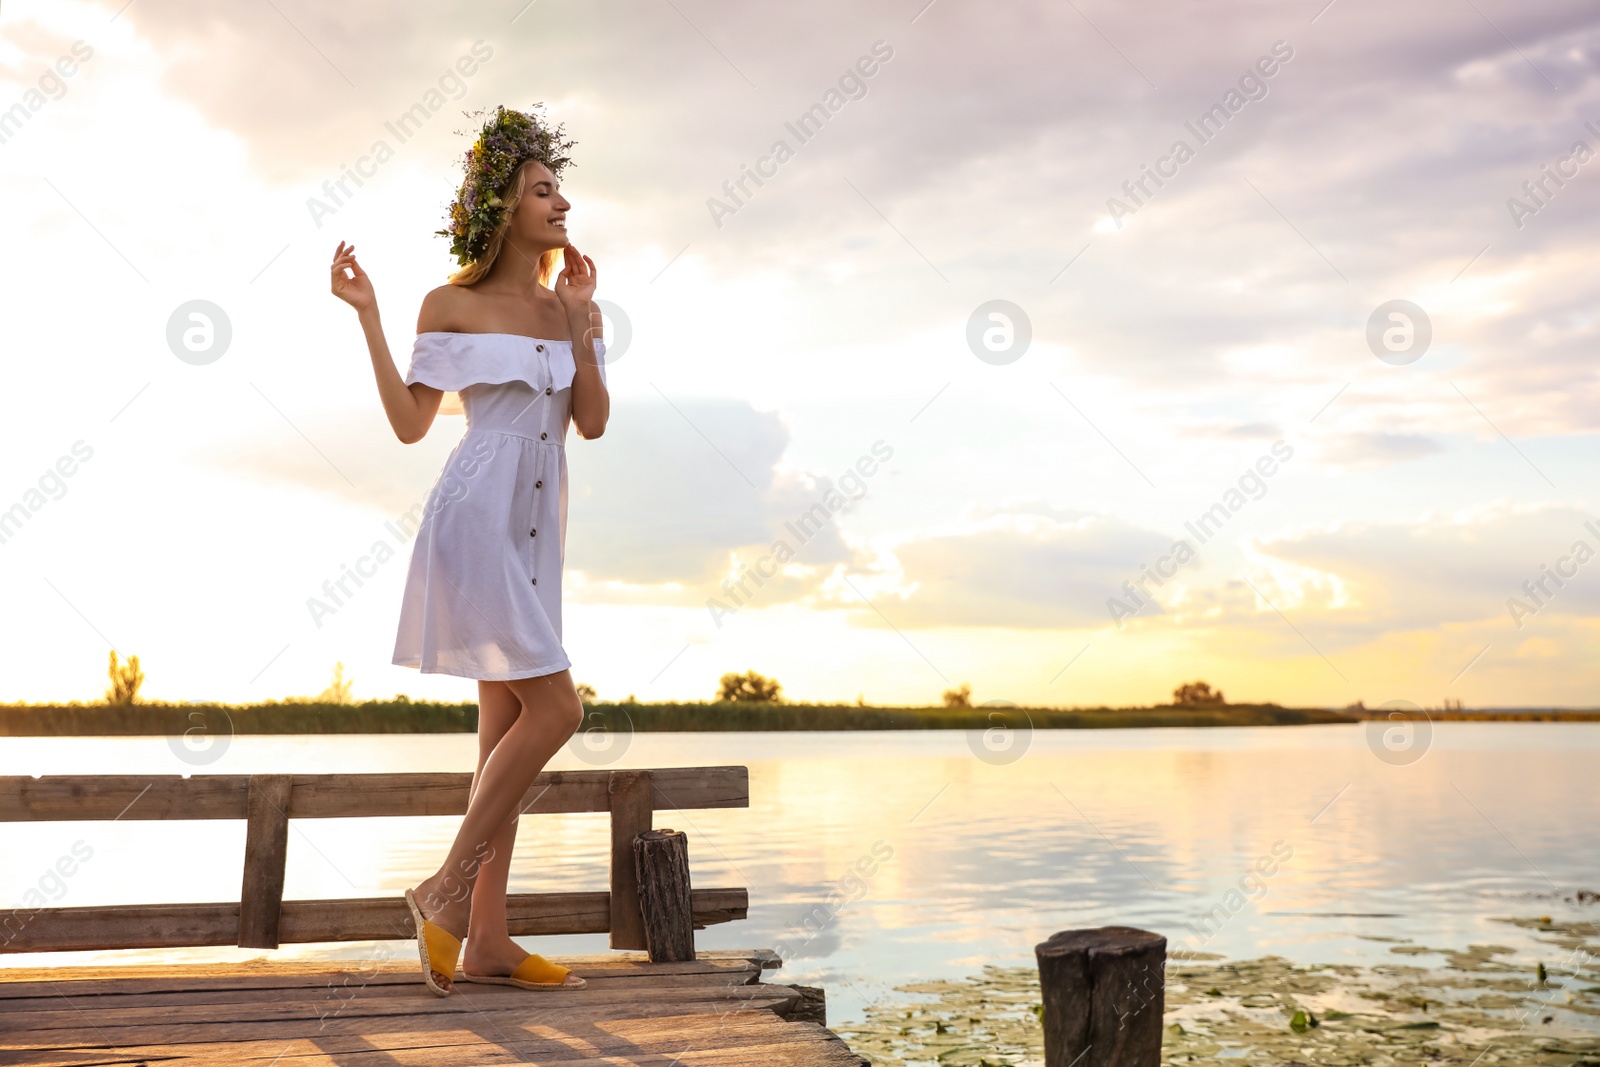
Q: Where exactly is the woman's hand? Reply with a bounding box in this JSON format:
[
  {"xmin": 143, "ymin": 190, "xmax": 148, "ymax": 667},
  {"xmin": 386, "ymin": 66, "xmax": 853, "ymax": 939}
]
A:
[
  {"xmin": 331, "ymin": 241, "xmax": 376, "ymax": 314},
  {"xmin": 554, "ymin": 242, "xmax": 597, "ymax": 313},
  {"xmin": 559, "ymin": 242, "xmax": 607, "ymax": 439}
]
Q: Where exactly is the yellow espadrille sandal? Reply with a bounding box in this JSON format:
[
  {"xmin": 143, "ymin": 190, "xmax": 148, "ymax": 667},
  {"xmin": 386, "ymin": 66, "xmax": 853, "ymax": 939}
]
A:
[
  {"xmin": 404, "ymin": 887, "xmax": 463, "ymax": 997},
  {"xmin": 462, "ymin": 952, "xmax": 586, "ymax": 990}
]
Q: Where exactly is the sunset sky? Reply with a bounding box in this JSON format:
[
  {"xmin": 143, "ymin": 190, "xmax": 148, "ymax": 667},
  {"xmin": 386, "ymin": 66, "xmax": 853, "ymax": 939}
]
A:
[{"xmin": 2, "ymin": 0, "xmax": 1597, "ymax": 708}]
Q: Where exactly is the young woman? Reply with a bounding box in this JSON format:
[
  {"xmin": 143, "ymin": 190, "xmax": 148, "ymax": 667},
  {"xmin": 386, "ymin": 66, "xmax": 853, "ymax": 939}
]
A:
[{"xmin": 328, "ymin": 105, "xmax": 607, "ymax": 996}]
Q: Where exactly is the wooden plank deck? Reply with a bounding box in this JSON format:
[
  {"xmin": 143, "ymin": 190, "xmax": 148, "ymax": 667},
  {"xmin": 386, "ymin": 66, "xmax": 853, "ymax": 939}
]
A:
[{"xmin": 0, "ymin": 950, "xmax": 868, "ymax": 1066}]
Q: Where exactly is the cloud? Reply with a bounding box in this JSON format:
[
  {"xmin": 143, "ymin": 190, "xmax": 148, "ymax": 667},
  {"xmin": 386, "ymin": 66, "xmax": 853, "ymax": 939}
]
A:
[
  {"xmin": 1215, "ymin": 422, "xmax": 1284, "ymax": 440},
  {"xmin": 837, "ymin": 510, "xmax": 1180, "ymax": 630},
  {"xmin": 565, "ymin": 398, "xmax": 858, "ymax": 587},
  {"xmin": 1245, "ymin": 502, "xmax": 1600, "ymax": 639},
  {"xmin": 1, "ymin": 18, "xmax": 88, "ymax": 82},
  {"xmin": 1310, "ymin": 431, "xmax": 1444, "ymax": 470}
]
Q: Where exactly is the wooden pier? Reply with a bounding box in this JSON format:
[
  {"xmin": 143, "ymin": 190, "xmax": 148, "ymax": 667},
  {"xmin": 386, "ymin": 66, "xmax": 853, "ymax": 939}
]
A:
[
  {"xmin": 0, "ymin": 768, "xmax": 867, "ymax": 1065},
  {"xmin": 0, "ymin": 952, "xmax": 860, "ymax": 1064}
]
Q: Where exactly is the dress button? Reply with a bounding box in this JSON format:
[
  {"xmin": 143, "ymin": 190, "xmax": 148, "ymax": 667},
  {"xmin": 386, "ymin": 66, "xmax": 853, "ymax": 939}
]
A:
[
  {"xmin": 540, "ymin": 432, "xmax": 547, "ymax": 440},
  {"xmin": 536, "ymin": 344, "xmax": 544, "ymax": 352},
  {"xmin": 529, "ymin": 528, "xmax": 536, "ymax": 537},
  {"xmin": 535, "ymin": 480, "xmax": 543, "ymax": 488},
  {"xmin": 531, "ymin": 577, "xmax": 537, "ymax": 585},
  {"xmin": 545, "ymin": 387, "xmax": 552, "ymax": 395}
]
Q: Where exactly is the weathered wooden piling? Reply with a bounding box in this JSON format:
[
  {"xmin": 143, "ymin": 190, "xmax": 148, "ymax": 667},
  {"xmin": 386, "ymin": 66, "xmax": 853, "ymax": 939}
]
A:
[
  {"xmin": 1035, "ymin": 925, "xmax": 1167, "ymax": 1067},
  {"xmin": 633, "ymin": 826, "xmax": 696, "ymax": 962}
]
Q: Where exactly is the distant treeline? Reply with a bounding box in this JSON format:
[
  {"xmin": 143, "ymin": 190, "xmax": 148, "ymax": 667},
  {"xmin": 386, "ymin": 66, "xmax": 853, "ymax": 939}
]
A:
[
  {"xmin": 1403, "ymin": 709, "xmax": 1600, "ymax": 722},
  {"xmin": 2, "ymin": 699, "xmax": 1348, "ymax": 736},
  {"xmin": 0, "ymin": 698, "xmax": 481, "ymax": 736},
  {"xmin": 0, "ymin": 700, "xmax": 1593, "ymax": 736}
]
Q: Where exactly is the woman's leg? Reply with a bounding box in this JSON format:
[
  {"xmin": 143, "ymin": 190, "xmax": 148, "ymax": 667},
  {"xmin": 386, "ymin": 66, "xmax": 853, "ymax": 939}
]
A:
[
  {"xmin": 461, "ymin": 680, "xmax": 532, "ymax": 976},
  {"xmin": 412, "ymin": 669, "xmax": 582, "ymax": 944}
]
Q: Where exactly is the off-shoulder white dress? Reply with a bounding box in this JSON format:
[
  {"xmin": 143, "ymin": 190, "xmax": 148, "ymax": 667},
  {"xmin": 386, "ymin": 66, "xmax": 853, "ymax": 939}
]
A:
[{"xmin": 391, "ymin": 331, "xmax": 607, "ymax": 680}]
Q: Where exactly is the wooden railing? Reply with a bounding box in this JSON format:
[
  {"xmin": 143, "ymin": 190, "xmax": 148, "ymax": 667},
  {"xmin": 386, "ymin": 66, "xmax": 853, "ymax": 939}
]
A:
[{"xmin": 0, "ymin": 767, "xmax": 749, "ymax": 955}]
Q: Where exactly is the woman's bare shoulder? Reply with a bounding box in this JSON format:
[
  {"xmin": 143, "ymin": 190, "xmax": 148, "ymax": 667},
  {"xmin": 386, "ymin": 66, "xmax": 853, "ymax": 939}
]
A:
[{"xmin": 416, "ymin": 284, "xmax": 475, "ymax": 334}]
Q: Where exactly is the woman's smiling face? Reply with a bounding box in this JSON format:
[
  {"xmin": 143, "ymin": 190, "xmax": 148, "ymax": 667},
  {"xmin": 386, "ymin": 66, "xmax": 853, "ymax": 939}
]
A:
[{"xmin": 509, "ymin": 160, "xmax": 571, "ymax": 254}]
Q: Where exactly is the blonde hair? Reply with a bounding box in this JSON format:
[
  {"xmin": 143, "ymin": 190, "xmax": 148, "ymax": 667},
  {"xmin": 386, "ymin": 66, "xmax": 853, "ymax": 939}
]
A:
[{"xmin": 447, "ymin": 158, "xmax": 563, "ymax": 288}]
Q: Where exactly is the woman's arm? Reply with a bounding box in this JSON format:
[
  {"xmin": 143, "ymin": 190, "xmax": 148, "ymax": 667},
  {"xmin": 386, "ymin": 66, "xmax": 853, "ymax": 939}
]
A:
[
  {"xmin": 557, "ymin": 243, "xmax": 609, "ymax": 440},
  {"xmin": 330, "ymin": 242, "xmax": 442, "ymax": 444}
]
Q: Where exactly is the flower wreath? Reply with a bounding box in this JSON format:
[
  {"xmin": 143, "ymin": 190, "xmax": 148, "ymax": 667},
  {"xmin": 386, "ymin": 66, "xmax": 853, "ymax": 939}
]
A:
[{"xmin": 436, "ymin": 103, "xmax": 578, "ymax": 267}]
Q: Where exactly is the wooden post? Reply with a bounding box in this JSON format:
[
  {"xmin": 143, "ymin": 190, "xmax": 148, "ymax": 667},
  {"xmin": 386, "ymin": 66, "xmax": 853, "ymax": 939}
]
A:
[
  {"xmin": 1035, "ymin": 926, "xmax": 1166, "ymax": 1067},
  {"xmin": 607, "ymin": 769, "xmax": 652, "ymax": 950},
  {"xmin": 237, "ymin": 775, "xmax": 293, "ymax": 949},
  {"xmin": 633, "ymin": 828, "xmax": 695, "ymax": 962}
]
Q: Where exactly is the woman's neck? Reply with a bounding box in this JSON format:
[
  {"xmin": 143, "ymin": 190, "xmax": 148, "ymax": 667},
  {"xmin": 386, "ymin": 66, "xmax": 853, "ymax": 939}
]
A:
[{"xmin": 478, "ymin": 238, "xmax": 549, "ymax": 292}]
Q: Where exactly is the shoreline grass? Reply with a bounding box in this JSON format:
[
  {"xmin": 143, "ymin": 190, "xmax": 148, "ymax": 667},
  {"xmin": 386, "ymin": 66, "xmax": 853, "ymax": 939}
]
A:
[{"xmin": 0, "ymin": 699, "xmax": 1595, "ymax": 736}]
